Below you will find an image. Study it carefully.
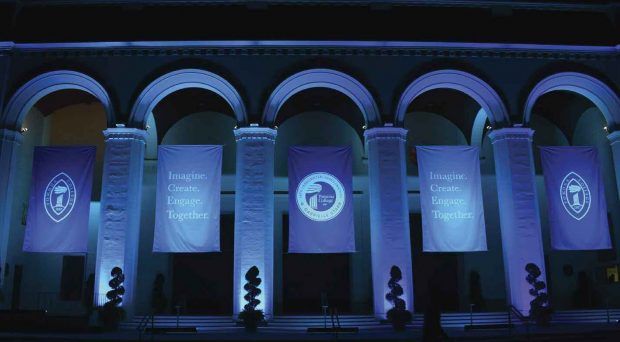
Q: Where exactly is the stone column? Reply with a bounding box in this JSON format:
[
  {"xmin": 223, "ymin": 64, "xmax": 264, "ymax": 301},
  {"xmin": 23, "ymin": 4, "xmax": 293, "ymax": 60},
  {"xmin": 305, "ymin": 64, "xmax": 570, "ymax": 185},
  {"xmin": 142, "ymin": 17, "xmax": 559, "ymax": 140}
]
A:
[
  {"xmin": 364, "ymin": 127, "xmax": 414, "ymax": 318},
  {"xmin": 0, "ymin": 45, "xmax": 10, "ymax": 113},
  {"xmin": 232, "ymin": 127, "xmax": 276, "ymax": 319},
  {"xmin": 0, "ymin": 129, "xmax": 22, "ymax": 288},
  {"xmin": 94, "ymin": 127, "xmax": 146, "ymax": 317},
  {"xmin": 607, "ymin": 131, "xmax": 620, "ymax": 199},
  {"xmin": 488, "ymin": 127, "xmax": 546, "ymax": 315}
]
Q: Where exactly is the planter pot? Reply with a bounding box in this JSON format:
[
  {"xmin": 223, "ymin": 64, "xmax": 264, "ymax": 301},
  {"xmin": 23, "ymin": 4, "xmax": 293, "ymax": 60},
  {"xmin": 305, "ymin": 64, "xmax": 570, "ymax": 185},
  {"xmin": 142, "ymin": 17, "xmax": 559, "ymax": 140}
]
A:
[
  {"xmin": 244, "ymin": 321, "xmax": 258, "ymax": 332},
  {"xmin": 387, "ymin": 309, "xmax": 412, "ymax": 332},
  {"xmin": 391, "ymin": 321, "xmax": 407, "ymax": 331}
]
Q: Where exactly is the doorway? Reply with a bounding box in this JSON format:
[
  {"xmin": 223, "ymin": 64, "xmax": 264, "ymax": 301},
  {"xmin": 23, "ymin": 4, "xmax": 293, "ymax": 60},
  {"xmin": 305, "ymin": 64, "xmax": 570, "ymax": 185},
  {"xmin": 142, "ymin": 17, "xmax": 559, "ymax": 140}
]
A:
[
  {"xmin": 410, "ymin": 213, "xmax": 461, "ymax": 313},
  {"xmin": 172, "ymin": 214, "xmax": 234, "ymax": 314},
  {"xmin": 282, "ymin": 215, "xmax": 351, "ymax": 314}
]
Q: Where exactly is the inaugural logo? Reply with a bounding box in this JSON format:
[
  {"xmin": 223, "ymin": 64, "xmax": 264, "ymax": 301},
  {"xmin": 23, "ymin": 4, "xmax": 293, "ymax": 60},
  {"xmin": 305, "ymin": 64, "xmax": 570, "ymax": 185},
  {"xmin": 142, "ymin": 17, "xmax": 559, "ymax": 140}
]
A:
[
  {"xmin": 560, "ymin": 171, "xmax": 591, "ymax": 221},
  {"xmin": 44, "ymin": 172, "xmax": 77, "ymax": 223},
  {"xmin": 296, "ymin": 172, "xmax": 346, "ymax": 222}
]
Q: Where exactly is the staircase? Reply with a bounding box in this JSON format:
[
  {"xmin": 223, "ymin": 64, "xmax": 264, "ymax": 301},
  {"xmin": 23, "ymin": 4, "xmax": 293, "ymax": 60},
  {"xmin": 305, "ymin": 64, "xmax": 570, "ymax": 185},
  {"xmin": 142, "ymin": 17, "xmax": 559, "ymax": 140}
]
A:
[
  {"xmin": 265, "ymin": 315, "xmax": 379, "ymax": 332},
  {"xmin": 413, "ymin": 311, "xmax": 514, "ymax": 328},
  {"xmin": 551, "ymin": 309, "xmax": 620, "ymax": 324},
  {"xmin": 121, "ymin": 315, "xmax": 240, "ymax": 332},
  {"xmin": 123, "ymin": 309, "xmax": 620, "ymax": 333}
]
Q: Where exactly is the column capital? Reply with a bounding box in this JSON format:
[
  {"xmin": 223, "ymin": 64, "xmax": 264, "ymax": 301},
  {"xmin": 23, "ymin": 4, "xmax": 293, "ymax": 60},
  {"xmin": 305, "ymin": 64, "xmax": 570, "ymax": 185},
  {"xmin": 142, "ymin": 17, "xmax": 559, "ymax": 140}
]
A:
[
  {"xmin": 102, "ymin": 127, "xmax": 147, "ymax": 143},
  {"xmin": 607, "ymin": 131, "xmax": 620, "ymax": 145},
  {"xmin": 488, "ymin": 127, "xmax": 534, "ymax": 144},
  {"xmin": 0, "ymin": 128, "xmax": 23, "ymax": 144},
  {"xmin": 363, "ymin": 127, "xmax": 407, "ymax": 144},
  {"xmin": 234, "ymin": 126, "xmax": 277, "ymax": 143}
]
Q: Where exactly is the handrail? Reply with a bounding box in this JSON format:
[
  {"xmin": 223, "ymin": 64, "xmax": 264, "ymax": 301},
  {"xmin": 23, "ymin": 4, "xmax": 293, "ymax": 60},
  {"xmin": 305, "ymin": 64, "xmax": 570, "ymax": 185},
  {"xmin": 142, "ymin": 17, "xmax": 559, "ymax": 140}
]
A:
[
  {"xmin": 335, "ymin": 308, "xmax": 341, "ymax": 328},
  {"xmin": 509, "ymin": 305, "xmax": 530, "ymax": 323},
  {"xmin": 329, "ymin": 307, "xmax": 341, "ymax": 329},
  {"xmin": 137, "ymin": 311, "xmax": 154, "ymax": 341},
  {"xmin": 606, "ymin": 298, "xmax": 610, "ymax": 324},
  {"xmin": 509, "ymin": 305, "xmax": 535, "ymax": 339}
]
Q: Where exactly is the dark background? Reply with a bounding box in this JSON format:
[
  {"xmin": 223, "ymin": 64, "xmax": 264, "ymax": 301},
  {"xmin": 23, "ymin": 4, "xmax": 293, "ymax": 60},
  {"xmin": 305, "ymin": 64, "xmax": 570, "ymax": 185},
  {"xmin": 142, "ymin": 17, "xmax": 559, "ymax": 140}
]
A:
[{"xmin": 0, "ymin": 1, "xmax": 618, "ymax": 45}]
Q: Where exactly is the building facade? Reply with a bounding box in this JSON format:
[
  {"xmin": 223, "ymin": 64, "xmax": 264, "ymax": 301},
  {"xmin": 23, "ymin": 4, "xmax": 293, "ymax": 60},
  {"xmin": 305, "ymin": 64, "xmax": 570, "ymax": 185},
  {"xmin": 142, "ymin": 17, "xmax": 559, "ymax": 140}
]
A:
[{"xmin": 0, "ymin": 0, "xmax": 619, "ymax": 320}]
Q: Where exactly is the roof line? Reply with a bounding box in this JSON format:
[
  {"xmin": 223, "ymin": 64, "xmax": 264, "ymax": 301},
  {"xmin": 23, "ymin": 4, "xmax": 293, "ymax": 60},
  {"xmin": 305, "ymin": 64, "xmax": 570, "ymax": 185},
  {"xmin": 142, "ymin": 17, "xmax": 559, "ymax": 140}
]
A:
[
  {"xmin": 6, "ymin": 40, "xmax": 620, "ymax": 53},
  {"xmin": 8, "ymin": 1, "xmax": 617, "ymax": 12}
]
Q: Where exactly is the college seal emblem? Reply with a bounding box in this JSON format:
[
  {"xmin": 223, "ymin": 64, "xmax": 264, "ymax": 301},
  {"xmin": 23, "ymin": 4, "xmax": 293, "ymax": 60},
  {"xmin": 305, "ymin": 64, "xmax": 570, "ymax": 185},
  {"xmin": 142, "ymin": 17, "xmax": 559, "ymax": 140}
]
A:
[
  {"xmin": 296, "ymin": 172, "xmax": 345, "ymax": 222},
  {"xmin": 560, "ymin": 171, "xmax": 591, "ymax": 221},
  {"xmin": 44, "ymin": 172, "xmax": 77, "ymax": 223}
]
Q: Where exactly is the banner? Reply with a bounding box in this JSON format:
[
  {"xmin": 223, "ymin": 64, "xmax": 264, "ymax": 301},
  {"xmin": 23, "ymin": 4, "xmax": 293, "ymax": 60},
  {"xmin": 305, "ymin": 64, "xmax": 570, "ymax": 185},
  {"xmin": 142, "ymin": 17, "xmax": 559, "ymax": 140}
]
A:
[
  {"xmin": 23, "ymin": 146, "xmax": 95, "ymax": 253},
  {"xmin": 540, "ymin": 146, "xmax": 611, "ymax": 250},
  {"xmin": 288, "ymin": 146, "xmax": 355, "ymax": 253},
  {"xmin": 416, "ymin": 146, "xmax": 487, "ymax": 252},
  {"xmin": 153, "ymin": 145, "xmax": 222, "ymax": 252}
]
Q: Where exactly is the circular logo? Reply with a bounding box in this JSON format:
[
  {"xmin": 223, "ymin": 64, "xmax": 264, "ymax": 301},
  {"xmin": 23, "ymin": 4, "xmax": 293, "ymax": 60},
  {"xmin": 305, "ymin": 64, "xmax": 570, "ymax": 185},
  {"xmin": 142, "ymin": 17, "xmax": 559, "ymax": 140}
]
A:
[
  {"xmin": 44, "ymin": 172, "xmax": 77, "ymax": 223},
  {"xmin": 560, "ymin": 171, "xmax": 591, "ymax": 221},
  {"xmin": 296, "ymin": 172, "xmax": 346, "ymax": 222}
]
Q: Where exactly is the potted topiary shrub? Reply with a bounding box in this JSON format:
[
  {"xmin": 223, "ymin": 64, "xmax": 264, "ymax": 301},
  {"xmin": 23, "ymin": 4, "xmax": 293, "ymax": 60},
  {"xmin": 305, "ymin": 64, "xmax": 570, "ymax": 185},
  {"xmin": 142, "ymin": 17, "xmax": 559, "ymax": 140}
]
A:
[
  {"xmin": 385, "ymin": 265, "xmax": 412, "ymax": 331},
  {"xmin": 238, "ymin": 266, "xmax": 264, "ymax": 332},
  {"xmin": 99, "ymin": 267, "xmax": 126, "ymax": 330},
  {"xmin": 525, "ymin": 263, "xmax": 552, "ymax": 326}
]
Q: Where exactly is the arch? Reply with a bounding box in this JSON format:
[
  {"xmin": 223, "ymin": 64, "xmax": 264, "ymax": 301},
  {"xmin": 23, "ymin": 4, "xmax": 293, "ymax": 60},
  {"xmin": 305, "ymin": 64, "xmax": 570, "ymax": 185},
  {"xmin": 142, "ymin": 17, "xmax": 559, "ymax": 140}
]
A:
[
  {"xmin": 471, "ymin": 108, "xmax": 489, "ymax": 148},
  {"xmin": 262, "ymin": 68, "xmax": 381, "ymax": 127},
  {"xmin": 129, "ymin": 69, "xmax": 247, "ymax": 128},
  {"xmin": 2, "ymin": 70, "xmax": 115, "ymax": 129},
  {"xmin": 523, "ymin": 72, "xmax": 620, "ymax": 130},
  {"xmin": 395, "ymin": 69, "xmax": 510, "ymax": 127}
]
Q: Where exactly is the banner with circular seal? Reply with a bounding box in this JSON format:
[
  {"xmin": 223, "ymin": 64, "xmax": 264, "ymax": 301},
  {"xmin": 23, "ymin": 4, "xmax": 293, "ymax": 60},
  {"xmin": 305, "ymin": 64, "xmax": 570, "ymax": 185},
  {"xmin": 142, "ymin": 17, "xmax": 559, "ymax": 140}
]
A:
[
  {"xmin": 288, "ymin": 146, "xmax": 355, "ymax": 253},
  {"xmin": 540, "ymin": 146, "xmax": 611, "ymax": 250},
  {"xmin": 23, "ymin": 146, "xmax": 95, "ymax": 253}
]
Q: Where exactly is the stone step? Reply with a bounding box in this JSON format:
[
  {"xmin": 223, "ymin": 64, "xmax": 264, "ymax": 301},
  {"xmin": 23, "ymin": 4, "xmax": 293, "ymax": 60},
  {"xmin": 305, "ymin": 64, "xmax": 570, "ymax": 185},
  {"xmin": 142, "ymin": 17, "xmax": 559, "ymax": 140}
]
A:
[{"xmin": 123, "ymin": 309, "xmax": 620, "ymax": 331}]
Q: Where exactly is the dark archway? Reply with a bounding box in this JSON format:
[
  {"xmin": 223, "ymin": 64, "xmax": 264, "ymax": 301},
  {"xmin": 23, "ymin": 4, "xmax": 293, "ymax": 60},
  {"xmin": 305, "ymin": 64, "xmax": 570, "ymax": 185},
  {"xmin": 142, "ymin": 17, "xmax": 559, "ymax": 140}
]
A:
[{"xmin": 265, "ymin": 71, "xmax": 374, "ymax": 314}]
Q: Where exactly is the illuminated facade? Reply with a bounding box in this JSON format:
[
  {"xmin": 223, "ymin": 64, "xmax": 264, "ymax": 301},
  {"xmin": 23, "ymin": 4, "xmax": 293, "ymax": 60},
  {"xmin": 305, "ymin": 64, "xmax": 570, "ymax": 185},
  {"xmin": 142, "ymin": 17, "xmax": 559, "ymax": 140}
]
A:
[{"xmin": 0, "ymin": 0, "xmax": 619, "ymax": 320}]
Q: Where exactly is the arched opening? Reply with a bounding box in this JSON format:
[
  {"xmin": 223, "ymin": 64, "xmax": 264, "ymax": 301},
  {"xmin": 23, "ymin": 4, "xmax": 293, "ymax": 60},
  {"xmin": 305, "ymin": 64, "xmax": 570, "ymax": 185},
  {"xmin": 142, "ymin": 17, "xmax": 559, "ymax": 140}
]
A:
[
  {"xmin": 270, "ymin": 86, "xmax": 372, "ymax": 315},
  {"xmin": 403, "ymin": 88, "xmax": 505, "ymax": 313},
  {"xmin": 136, "ymin": 86, "xmax": 238, "ymax": 315},
  {"xmin": 5, "ymin": 88, "xmax": 107, "ymax": 314},
  {"xmin": 263, "ymin": 68, "xmax": 380, "ymax": 127},
  {"xmin": 528, "ymin": 90, "xmax": 620, "ymax": 310}
]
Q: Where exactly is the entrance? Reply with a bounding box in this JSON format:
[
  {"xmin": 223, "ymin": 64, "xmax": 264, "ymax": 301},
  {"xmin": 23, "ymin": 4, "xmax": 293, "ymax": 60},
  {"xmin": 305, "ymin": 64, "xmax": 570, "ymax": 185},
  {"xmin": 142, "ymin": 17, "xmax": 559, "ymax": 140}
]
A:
[
  {"xmin": 282, "ymin": 215, "xmax": 351, "ymax": 314},
  {"xmin": 410, "ymin": 214, "xmax": 460, "ymax": 313},
  {"xmin": 172, "ymin": 214, "xmax": 234, "ymax": 314}
]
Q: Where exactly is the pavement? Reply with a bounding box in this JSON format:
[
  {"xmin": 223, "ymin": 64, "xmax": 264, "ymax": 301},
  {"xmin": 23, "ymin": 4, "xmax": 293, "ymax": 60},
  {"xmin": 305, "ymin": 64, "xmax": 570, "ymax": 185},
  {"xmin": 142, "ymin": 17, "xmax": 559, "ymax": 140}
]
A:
[{"xmin": 0, "ymin": 322, "xmax": 620, "ymax": 341}]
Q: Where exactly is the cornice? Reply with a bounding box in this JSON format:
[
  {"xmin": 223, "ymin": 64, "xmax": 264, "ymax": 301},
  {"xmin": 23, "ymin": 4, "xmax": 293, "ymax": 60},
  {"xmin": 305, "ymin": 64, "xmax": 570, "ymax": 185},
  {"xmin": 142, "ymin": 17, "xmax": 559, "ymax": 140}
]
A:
[
  {"xmin": 103, "ymin": 127, "xmax": 148, "ymax": 143},
  {"xmin": 364, "ymin": 127, "xmax": 408, "ymax": 143},
  {"xmin": 234, "ymin": 126, "xmax": 277, "ymax": 143},
  {"xmin": 15, "ymin": 1, "xmax": 618, "ymax": 12},
  {"xmin": 0, "ymin": 42, "xmax": 14, "ymax": 57},
  {"xmin": 3, "ymin": 41, "xmax": 619, "ymax": 61},
  {"xmin": 488, "ymin": 127, "xmax": 535, "ymax": 144}
]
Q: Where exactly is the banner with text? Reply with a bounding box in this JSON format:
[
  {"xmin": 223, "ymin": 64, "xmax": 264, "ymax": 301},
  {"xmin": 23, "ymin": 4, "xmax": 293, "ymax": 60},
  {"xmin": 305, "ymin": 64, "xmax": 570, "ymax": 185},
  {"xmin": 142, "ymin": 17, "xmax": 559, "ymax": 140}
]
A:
[
  {"xmin": 23, "ymin": 146, "xmax": 95, "ymax": 253},
  {"xmin": 288, "ymin": 146, "xmax": 355, "ymax": 253},
  {"xmin": 540, "ymin": 146, "xmax": 611, "ymax": 250},
  {"xmin": 153, "ymin": 145, "xmax": 222, "ymax": 252},
  {"xmin": 417, "ymin": 146, "xmax": 487, "ymax": 252}
]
